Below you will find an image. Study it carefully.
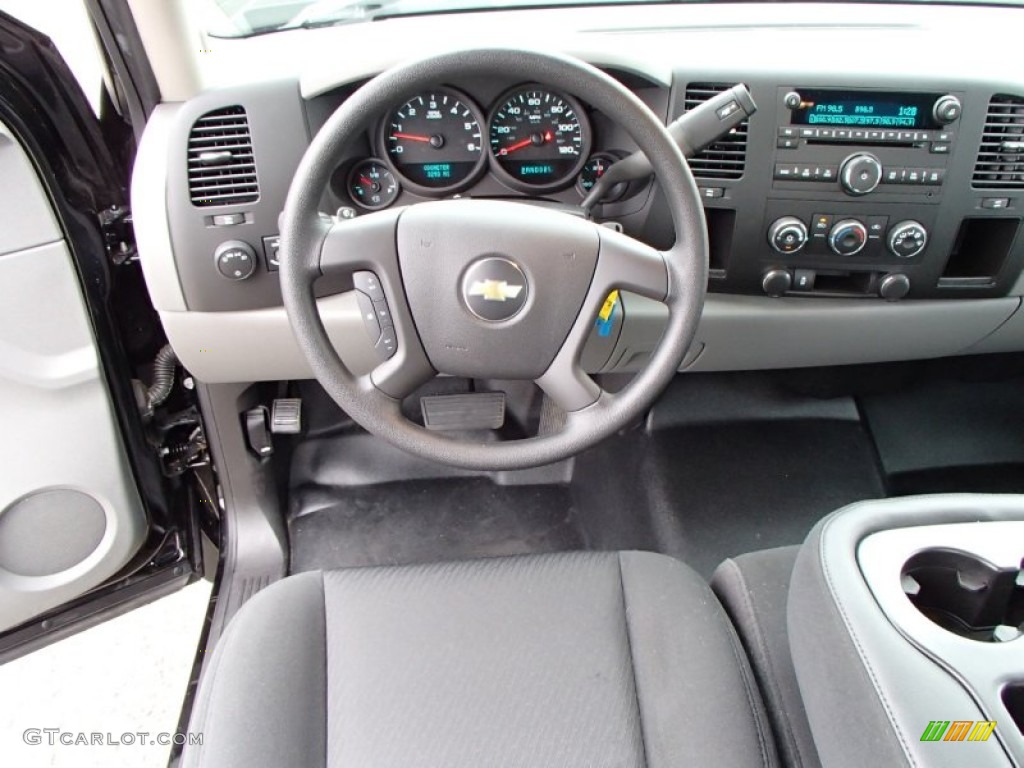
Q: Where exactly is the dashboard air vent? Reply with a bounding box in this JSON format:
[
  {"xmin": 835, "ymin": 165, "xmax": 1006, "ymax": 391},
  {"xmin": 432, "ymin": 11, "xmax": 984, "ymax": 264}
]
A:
[
  {"xmin": 187, "ymin": 106, "xmax": 260, "ymax": 207},
  {"xmin": 683, "ymin": 83, "xmax": 748, "ymax": 180},
  {"xmin": 972, "ymin": 95, "xmax": 1024, "ymax": 189}
]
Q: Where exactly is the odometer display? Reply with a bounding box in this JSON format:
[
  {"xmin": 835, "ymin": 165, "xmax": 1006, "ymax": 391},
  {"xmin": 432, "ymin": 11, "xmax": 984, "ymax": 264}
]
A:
[
  {"xmin": 489, "ymin": 87, "xmax": 590, "ymax": 191},
  {"xmin": 382, "ymin": 88, "xmax": 486, "ymax": 194}
]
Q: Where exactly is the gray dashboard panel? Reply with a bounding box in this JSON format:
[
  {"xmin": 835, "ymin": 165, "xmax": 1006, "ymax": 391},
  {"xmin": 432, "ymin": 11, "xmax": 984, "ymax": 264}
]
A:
[{"xmin": 132, "ymin": 5, "xmax": 1024, "ymax": 380}]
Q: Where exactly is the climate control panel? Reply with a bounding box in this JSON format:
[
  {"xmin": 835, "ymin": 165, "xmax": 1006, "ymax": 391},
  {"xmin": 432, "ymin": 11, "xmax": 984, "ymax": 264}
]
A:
[{"xmin": 767, "ymin": 213, "xmax": 929, "ymax": 261}]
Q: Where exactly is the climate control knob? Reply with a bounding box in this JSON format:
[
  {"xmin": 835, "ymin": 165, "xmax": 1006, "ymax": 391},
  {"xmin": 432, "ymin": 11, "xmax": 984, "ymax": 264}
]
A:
[
  {"xmin": 768, "ymin": 216, "xmax": 809, "ymax": 254},
  {"xmin": 840, "ymin": 153, "xmax": 883, "ymax": 196},
  {"xmin": 888, "ymin": 220, "xmax": 928, "ymax": 258},
  {"xmin": 829, "ymin": 219, "xmax": 868, "ymax": 256}
]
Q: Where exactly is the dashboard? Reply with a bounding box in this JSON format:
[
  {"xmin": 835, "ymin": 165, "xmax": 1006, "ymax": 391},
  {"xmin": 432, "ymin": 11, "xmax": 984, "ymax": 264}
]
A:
[{"xmin": 131, "ymin": 2, "xmax": 1024, "ymax": 385}]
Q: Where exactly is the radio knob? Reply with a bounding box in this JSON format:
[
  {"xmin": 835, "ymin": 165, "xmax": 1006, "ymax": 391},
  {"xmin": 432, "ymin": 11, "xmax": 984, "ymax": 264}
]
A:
[
  {"xmin": 932, "ymin": 95, "xmax": 962, "ymax": 125},
  {"xmin": 888, "ymin": 220, "xmax": 928, "ymax": 258},
  {"xmin": 762, "ymin": 269, "xmax": 792, "ymax": 297},
  {"xmin": 840, "ymin": 153, "xmax": 883, "ymax": 196},
  {"xmin": 829, "ymin": 219, "xmax": 868, "ymax": 256},
  {"xmin": 879, "ymin": 273, "xmax": 911, "ymax": 301},
  {"xmin": 768, "ymin": 216, "xmax": 809, "ymax": 254},
  {"xmin": 783, "ymin": 91, "xmax": 802, "ymax": 110}
]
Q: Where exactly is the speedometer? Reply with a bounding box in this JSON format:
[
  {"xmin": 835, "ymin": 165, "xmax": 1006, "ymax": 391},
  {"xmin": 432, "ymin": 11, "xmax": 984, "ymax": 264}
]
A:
[
  {"xmin": 488, "ymin": 86, "xmax": 591, "ymax": 192},
  {"xmin": 381, "ymin": 88, "xmax": 487, "ymax": 194}
]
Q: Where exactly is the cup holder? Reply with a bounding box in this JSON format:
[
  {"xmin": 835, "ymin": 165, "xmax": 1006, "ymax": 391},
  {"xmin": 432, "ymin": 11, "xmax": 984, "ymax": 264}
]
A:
[{"xmin": 901, "ymin": 548, "xmax": 1024, "ymax": 643}]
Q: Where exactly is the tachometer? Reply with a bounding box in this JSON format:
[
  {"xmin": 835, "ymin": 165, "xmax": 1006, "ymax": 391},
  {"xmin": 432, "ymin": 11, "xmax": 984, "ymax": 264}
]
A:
[
  {"xmin": 488, "ymin": 86, "xmax": 590, "ymax": 192},
  {"xmin": 381, "ymin": 88, "xmax": 487, "ymax": 194}
]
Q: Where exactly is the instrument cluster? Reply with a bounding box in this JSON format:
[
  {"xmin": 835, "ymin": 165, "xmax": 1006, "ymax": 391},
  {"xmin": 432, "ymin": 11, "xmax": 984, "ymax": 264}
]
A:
[{"xmin": 335, "ymin": 84, "xmax": 634, "ymax": 210}]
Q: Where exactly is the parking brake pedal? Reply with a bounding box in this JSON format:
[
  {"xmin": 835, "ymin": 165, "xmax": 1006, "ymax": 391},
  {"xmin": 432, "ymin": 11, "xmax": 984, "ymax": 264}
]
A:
[
  {"xmin": 271, "ymin": 398, "xmax": 302, "ymax": 434},
  {"xmin": 421, "ymin": 393, "xmax": 505, "ymax": 431}
]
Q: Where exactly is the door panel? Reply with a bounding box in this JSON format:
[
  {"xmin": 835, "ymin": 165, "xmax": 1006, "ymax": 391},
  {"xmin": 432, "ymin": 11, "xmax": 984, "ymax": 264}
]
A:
[{"xmin": 0, "ymin": 119, "xmax": 146, "ymax": 632}]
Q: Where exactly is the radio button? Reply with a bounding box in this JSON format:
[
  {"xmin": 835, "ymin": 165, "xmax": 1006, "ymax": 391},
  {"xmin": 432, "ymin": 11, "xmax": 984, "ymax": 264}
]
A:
[
  {"xmin": 840, "ymin": 153, "xmax": 883, "ymax": 195},
  {"xmin": 836, "ymin": 129, "xmax": 851, "ymax": 141},
  {"xmin": 800, "ymin": 128, "xmax": 817, "ymax": 138},
  {"xmin": 779, "ymin": 126, "xmax": 798, "ymax": 138},
  {"xmin": 883, "ymin": 167, "xmax": 903, "ymax": 184},
  {"xmin": 867, "ymin": 130, "xmax": 883, "ymax": 141},
  {"xmin": 937, "ymin": 132, "xmax": 953, "ymax": 142},
  {"xmin": 774, "ymin": 164, "xmax": 799, "ymax": 180},
  {"xmin": 852, "ymin": 129, "xmax": 867, "ymax": 140},
  {"xmin": 923, "ymin": 169, "xmax": 945, "ymax": 185},
  {"xmin": 883, "ymin": 130, "xmax": 899, "ymax": 141},
  {"xmin": 898, "ymin": 131, "xmax": 916, "ymax": 141},
  {"xmin": 930, "ymin": 142, "xmax": 952, "ymax": 154},
  {"xmin": 818, "ymin": 128, "xmax": 835, "ymax": 139},
  {"xmin": 915, "ymin": 131, "xmax": 933, "ymax": 142},
  {"xmin": 777, "ymin": 137, "xmax": 799, "ymax": 149},
  {"xmin": 933, "ymin": 95, "xmax": 962, "ymax": 125}
]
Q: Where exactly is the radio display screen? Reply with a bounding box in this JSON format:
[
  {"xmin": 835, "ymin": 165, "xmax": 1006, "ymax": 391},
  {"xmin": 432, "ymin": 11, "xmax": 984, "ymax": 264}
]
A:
[{"xmin": 791, "ymin": 90, "xmax": 940, "ymax": 129}]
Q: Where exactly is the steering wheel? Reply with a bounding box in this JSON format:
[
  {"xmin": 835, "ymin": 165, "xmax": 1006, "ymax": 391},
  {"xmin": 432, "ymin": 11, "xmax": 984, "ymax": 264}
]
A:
[{"xmin": 280, "ymin": 49, "xmax": 707, "ymax": 470}]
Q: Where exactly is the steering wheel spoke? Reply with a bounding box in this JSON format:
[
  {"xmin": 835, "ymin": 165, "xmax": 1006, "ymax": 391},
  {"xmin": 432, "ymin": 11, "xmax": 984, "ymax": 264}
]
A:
[
  {"xmin": 319, "ymin": 207, "xmax": 405, "ymax": 279},
  {"xmin": 593, "ymin": 226, "xmax": 670, "ymax": 302}
]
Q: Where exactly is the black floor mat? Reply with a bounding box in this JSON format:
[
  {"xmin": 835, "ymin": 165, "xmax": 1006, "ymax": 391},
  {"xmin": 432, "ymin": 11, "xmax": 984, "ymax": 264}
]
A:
[
  {"xmin": 633, "ymin": 420, "xmax": 885, "ymax": 577},
  {"xmin": 289, "ymin": 479, "xmax": 581, "ymax": 572}
]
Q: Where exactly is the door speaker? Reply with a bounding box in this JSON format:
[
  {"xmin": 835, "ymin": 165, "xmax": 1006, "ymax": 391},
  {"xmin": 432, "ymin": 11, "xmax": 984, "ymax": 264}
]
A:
[{"xmin": 0, "ymin": 489, "xmax": 106, "ymax": 577}]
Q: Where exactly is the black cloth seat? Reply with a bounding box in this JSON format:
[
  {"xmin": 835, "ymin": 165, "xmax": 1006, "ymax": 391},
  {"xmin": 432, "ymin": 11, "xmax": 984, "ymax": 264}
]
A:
[
  {"xmin": 183, "ymin": 551, "xmax": 777, "ymax": 768},
  {"xmin": 712, "ymin": 547, "xmax": 821, "ymax": 768}
]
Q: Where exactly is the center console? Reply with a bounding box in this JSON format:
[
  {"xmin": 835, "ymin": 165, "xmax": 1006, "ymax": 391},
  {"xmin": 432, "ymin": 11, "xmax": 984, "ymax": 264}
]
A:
[{"xmin": 788, "ymin": 496, "xmax": 1024, "ymax": 768}]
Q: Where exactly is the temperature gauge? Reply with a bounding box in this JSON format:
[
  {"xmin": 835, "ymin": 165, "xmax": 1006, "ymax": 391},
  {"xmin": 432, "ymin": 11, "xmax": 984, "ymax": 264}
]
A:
[
  {"xmin": 348, "ymin": 159, "xmax": 400, "ymax": 210},
  {"xmin": 576, "ymin": 152, "xmax": 627, "ymax": 202}
]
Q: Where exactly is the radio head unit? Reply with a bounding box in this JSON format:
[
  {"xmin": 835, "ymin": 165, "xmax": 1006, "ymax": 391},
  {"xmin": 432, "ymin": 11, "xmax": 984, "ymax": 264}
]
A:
[{"xmin": 789, "ymin": 89, "xmax": 943, "ymax": 130}]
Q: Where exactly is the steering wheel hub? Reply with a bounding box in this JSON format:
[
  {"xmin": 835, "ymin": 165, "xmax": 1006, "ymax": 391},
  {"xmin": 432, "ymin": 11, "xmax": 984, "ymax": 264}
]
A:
[{"xmin": 461, "ymin": 257, "xmax": 529, "ymax": 322}]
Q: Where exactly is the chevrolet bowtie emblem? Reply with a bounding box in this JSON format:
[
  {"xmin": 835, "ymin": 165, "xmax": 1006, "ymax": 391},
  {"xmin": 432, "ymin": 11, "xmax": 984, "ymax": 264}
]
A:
[{"xmin": 467, "ymin": 279, "xmax": 524, "ymax": 302}]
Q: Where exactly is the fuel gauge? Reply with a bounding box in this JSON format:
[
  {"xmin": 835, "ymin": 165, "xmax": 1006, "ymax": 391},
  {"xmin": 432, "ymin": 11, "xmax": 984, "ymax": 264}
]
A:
[
  {"xmin": 348, "ymin": 159, "xmax": 400, "ymax": 210},
  {"xmin": 576, "ymin": 152, "xmax": 627, "ymax": 203}
]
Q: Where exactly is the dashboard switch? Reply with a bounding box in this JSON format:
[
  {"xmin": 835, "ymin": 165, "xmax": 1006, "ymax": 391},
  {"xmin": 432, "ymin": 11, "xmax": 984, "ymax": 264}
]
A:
[
  {"xmin": 762, "ymin": 269, "xmax": 792, "ymax": 297},
  {"xmin": 793, "ymin": 269, "xmax": 816, "ymax": 291},
  {"xmin": 879, "ymin": 273, "xmax": 911, "ymax": 301},
  {"xmin": 214, "ymin": 240, "xmax": 257, "ymax": 281}
]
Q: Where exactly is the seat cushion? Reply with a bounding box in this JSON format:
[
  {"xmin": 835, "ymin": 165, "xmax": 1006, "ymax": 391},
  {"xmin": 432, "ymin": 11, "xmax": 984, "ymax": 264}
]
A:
[
  {"xmin": 712, "ymin": 547, "xmax": 821, "ymax": 768},
  {"xmin": 183, "ymin": 551, "xmax": 777, "ymax": 768}
]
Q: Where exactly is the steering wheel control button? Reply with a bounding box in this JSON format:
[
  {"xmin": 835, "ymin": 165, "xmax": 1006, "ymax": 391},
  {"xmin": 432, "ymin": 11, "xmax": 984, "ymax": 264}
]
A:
[
  {"xmin": 888, "ymin": 220, "xmax": 928, "ymax": 259},
  {"xmin": 376, "ymin": 325, "xmax": 398, "ymax": 360},
  {"xmin": 214, "ymin": 240, "xmax": 257, "ymax": 281},
  {"xmin": 354, "ymin": 271, "xmax": 385, "ymax": 301},
  {"xmin": 768, "ymin": 217, "xmax": 808, "ymax": 254},
  {"xmin": 461, "ymin": 257, "xmax": 529, "ymax": 322},
  {"xmin": 829, "ymin": 219, "xmax": 868, "ymax": 256},
  {"xmin": 840, "ymin": 153, "xmax": 883, "ymax": 196},
  {"xmin": 357, "ymin": 291, "xmax": 382, "ymax": 344},
  {"xmin": 372, "ymin": 298, "xmax": 393, "ymax": 328}
]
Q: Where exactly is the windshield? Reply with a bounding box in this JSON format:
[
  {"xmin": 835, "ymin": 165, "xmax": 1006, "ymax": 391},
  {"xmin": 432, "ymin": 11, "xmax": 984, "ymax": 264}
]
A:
[
  {"xmin": 207, "ymin": 0, "xmax": 1020, "ymax": 37},
  {"xmin": 208, "ymin": 0, "xmax": 671, "ymax": 36}
]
